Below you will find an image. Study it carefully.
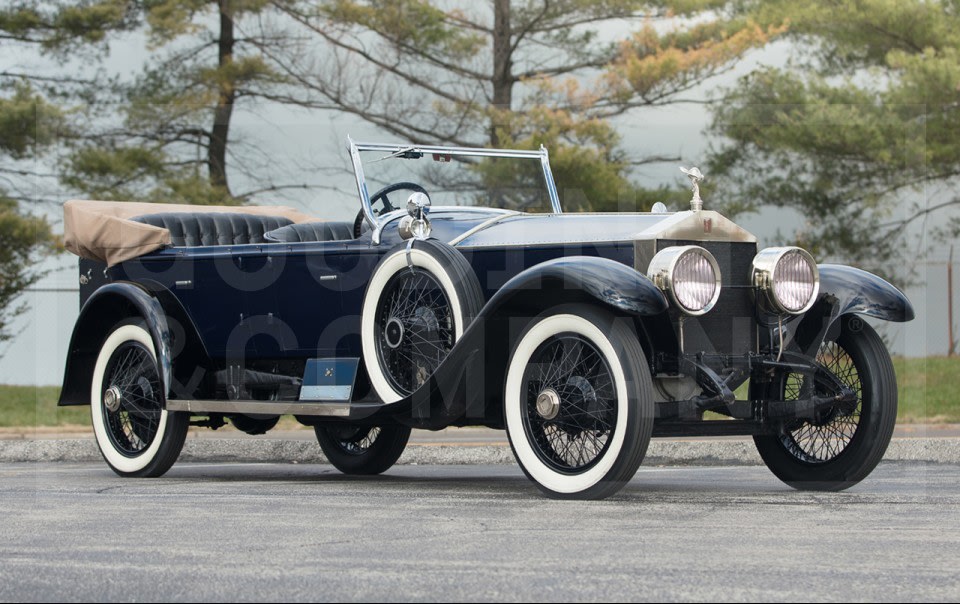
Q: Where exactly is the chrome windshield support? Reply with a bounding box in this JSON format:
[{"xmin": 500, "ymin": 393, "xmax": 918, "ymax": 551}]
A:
[
  {"xmin": 347, "ymin": 135, "xmax": 378, "ymax": 228},
  {"xmin": 348, "ymin": 138, "xmax": 563, "ymax": 233},
  {"xmin": 540, "ymin": 144, "xmax": 561, "ymax": 214}
]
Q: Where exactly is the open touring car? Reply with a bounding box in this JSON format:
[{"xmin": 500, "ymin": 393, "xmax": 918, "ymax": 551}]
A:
[{"xmin": 59, "ymin": 138, "xmax": 914, "ymax": 499}]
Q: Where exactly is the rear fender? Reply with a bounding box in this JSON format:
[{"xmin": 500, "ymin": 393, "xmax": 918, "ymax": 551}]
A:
[
  {"xmin": 59, "ymin": 283, "xmax": 172, "ymax": 407},
  {"xmin": 59, "ymin": 280, "xmax": 212, "ymax": 407}
]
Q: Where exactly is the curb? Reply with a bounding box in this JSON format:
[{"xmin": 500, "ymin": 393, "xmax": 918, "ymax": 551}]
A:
[{"xmin": 1, "ymin": 438, "xmax": 958, "ymax": 466}]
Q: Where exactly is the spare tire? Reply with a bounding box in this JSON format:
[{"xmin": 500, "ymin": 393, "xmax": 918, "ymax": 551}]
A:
[{"xmin": 361, "ymin": 239, "xmax": 484, "ymax": 403}]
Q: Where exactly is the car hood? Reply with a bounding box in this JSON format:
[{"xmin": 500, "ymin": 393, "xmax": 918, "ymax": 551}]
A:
[{"xmin": 445, "ymin": 210, "xmax": 757, "ymax": 248}]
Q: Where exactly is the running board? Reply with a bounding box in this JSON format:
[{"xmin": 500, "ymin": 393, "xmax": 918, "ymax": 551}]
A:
[{"xmin": 166, "ymin": 399, "xmax": 350, "ymax": 417}]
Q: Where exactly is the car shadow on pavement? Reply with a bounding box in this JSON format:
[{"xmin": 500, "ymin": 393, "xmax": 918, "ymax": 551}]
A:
[{"xmin": 154, "ymin": 463, "xmax": 821, "ymax": 502}]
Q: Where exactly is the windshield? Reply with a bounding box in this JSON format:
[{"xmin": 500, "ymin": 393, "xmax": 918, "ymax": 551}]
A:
[{"xmin": 349, "ymin": 141, "xmax": 560, "ymax": 221}]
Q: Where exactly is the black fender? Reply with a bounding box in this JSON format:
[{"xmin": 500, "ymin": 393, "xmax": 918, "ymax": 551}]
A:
[
  {"xmin": 59, "ymin": 282, "xmax": 172, "ymax": 407},
  {"xmin": 58, "ymin": 282, "xmax": 211, "ymax": 407},
  {"xmin": 792, "ymin": 264, "xmax": 914, "ymax": 355},
  {"xmin": 483, "ymin": 255, "xmax": 669, "ymax": 318},
  {"xmin": 382, "ymin": 256, "xmax": 668, "ymax": 429}
]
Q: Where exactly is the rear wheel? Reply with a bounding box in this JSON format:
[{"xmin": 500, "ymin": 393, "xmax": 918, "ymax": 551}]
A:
[
  {"xmin": 504, "ymin": 305, "xmax": 654, "ymax": 500},
  {"xmin": 90, "ymin": 323, "xmax": 189, "ymax": 477},
  {"xmin": 754, "ymin": 316, "xmax": 897, "ymax": 491},
  {"xmin": 314, "ymin": 424, "xmax": 412, "ymax": 475}
]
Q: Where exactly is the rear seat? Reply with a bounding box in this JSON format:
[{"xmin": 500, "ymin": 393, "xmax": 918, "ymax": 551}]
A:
[{"xmin": 130, "ymin": 213, "xmax": 294, "ymax": 247}]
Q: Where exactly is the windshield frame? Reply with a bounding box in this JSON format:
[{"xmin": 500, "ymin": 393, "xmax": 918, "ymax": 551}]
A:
[{"xmin": 347, "ymin": 136, "xmax": 563, "ymax": 228}]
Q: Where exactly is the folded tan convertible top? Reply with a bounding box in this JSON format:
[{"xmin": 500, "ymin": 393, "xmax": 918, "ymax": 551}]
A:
[{"xmin": 63, "ymin": 199, "xmax": 320, "ymax": 266}]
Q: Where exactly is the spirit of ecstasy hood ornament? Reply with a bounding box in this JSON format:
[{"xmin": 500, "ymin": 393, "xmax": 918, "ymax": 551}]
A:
[{"xmin": 680, "ymin": 166, "xmax": 704, "ymax": 212}]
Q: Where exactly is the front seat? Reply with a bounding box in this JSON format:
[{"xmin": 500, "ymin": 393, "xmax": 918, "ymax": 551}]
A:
[{"xmin": 263, "ymin": 222, "xmax": 355, "ymax": 243}]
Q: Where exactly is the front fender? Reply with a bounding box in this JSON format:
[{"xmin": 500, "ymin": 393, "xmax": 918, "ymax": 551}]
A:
[
  {"xmin": 58, "ymin": 282, "xmax": 173, "ymax": 407},
  {"xmin": 483, "ymin": 256, "xmax": 668, "ymax": 318},
  {"xmin": 793, "ymin": 264, "xmax": 914, "ymax": 354},
  {"xmin": 818, "ymin": 264, "xmax": 914, "ymax": 322}
]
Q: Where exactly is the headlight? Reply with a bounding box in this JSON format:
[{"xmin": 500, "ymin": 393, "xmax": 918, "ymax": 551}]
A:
[
  {"xmin": 752, "ymin": 247, "xmax": 820, "ymax": 314},
  {"xmin": 647, "ymin": 245, "xmax": 722, "ymax": 316}
]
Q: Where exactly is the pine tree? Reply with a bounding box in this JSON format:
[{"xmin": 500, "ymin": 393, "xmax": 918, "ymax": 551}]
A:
[
  {"xmin": 709, "ymin": 0, "xmax": 960, "ymax": 273},
  {"xmin": 271, "ymin": 0, "xmax": 781, "ymax": 210}
]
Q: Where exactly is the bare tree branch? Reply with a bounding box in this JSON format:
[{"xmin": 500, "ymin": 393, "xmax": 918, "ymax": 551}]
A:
[
  {"xmin": 523, "ymin": 9, "xmax": 665, "ymax": 34},
  {"xmin": 510, "ymin": 0, "xmax": 552, "ymax": 55},
  {"xmin": 280, "ymin": 5, "xmax": 489, "ymax": 81},
  {"xmin": 627, "ymin": 154, "xmax": 682, "ymax": 166},
  {"xmin": 879, "ymin": 198, "xmax": 960, "ymax": 233},
  {"xmin": 0, "ymin": 71, "xmax": 97, "ymax": 85},
  {"xmin": 235, "ymin": 182, "xmax": 345, "ymax": 200},
  {"xmin": 442, "ymin": 11, "xmax": 493, "ymax": 34}
]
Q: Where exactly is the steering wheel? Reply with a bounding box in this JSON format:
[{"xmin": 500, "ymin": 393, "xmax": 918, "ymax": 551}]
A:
[{"xmin": 354, "ymin": 181, "xmax": 429, "ymax": 238}]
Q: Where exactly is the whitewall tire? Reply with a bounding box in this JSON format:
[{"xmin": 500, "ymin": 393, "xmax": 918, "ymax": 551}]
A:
[
  {"xmin": 90, "ymin": 322, "xmax": 188, "ymax": 477},
  {"xmin": 361, "ymin": 240, "xmax": 483, "ymax": 403},
  {"xmin": 504, "ymin": 305, "xmax": 654, "ymax": 499}
]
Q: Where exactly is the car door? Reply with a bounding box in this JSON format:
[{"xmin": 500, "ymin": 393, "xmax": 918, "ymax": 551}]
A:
[{"xmin": 270, "ymin": 241, "xmax": 348, "ymax": 356}]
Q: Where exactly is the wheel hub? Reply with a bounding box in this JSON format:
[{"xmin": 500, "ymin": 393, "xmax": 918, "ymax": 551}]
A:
[
  {"xmin": 535, "ymin": 388, "xmax": 561, "ymax": 420},
  {"xmin": 103, "ymin": 386, "xmax": 122, "ymax": 413},
  {"xmin": 384, "ymin": 317, "xmax": 405, "ymax": 349}
]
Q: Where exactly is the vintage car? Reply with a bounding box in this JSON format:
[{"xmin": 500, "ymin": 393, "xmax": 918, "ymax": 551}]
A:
[{"xmin": 59, "ymin": 138, "xmax": 914, "ymax": 499}]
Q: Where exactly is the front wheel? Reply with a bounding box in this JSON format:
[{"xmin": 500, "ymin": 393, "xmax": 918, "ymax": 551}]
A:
[
  {"xmin": 314, "ymin": 424, "xmax": 412, "ymax": 475},
  {"xmin": 504, "ymin": 305, "xmax": 654, "ymax": 500},
  {"xmin": 754, "ymin": 316, "xmax": 898, "ymax": 491},
  {"xmin": 90, "ymin": 322, "xmax": 189, "ymax": 477}
]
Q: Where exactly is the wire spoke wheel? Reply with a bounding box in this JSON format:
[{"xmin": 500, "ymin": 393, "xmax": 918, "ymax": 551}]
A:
[
  {"xmin": 374, "ymin": 268, "xmax": 456, "ymax": 396},
  {"xmin": 332, "ymin": 426, "xmax": 382, "ymax": 456},
  {"xmin": 314, "ymin": 424, "xmax": 411, "ymax": 475},
  {"xmin": 753, "ymin": 316, "xmax": 898, "ymax": 491},
  {"xmin": 91, "ymin": 323, "xmax": 188, "ymax": 478},
  {"xmin": 101, "ymin": 341, "xmax": 163, "ymax": 457},
  {"xmin": 780, "ymin": 341, "xmax": 863, "ymax": 463},
  {"xmin": 521, "ymin": 334, "xmax": 618, "ymax": 474},
  {"xmin": 504, "ymin": 307, "xmax": 654, "ymax": 499}
]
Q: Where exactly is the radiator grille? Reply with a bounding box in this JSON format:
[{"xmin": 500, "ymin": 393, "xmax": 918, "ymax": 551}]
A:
[{"xmin": 657, "ymin": 239, "xmax": 758, "ymax": 354}]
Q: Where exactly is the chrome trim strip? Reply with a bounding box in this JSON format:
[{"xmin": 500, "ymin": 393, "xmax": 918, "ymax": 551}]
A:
[
  {"xmin": 447, "ymin": 212, "xmax": 519, "ymax": 246},
  {"xmin": 166, "ymin": 399, "xmax": 351, "ymax": 417}
]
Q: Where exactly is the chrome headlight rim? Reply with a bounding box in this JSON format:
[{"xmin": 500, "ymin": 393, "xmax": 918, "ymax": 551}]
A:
[
  {"xmin": 752, "ymin": 246, "xmax": 820, "ymax": 315},
  {"xmin": 647, "ymin": 245, "xmax": 722, "ymax": 316}
]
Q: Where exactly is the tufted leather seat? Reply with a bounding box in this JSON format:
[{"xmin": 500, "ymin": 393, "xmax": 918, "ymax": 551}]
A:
[
  {"xmin": 131, "ymin": 213, "xmax": 294, "ymax": 247},
  {"xmin": 263, "ymin": 221, "xmax": 356, "ymax": 243}
]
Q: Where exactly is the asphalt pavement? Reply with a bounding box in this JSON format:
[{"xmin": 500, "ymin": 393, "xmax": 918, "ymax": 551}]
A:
[{"xmin": 2, "ymin": 461, "xmax": 958, "ymax": 602}]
